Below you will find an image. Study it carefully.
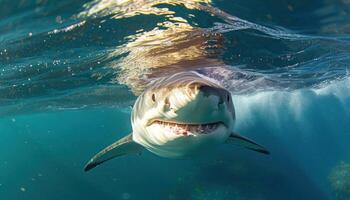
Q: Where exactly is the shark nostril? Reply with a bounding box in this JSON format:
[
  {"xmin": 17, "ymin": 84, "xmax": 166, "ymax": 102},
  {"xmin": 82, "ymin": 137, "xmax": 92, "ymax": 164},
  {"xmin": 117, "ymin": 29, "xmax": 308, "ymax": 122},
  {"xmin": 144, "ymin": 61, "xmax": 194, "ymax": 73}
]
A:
[
  {"xmin": 164, "ymin": 97, "xmax": 171, "ymax": 110},
  {"xmin": 165, "ymin": 97, "xmax": 170, "ymax": 105}
]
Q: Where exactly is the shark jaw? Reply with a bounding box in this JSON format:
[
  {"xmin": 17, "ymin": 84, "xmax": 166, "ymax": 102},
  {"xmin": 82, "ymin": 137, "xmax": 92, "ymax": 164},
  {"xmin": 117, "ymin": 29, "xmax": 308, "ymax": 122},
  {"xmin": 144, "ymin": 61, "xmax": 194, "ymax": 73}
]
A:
[
  {"xmin": 148, "ymin": 120, "xmax": 225, "ymax": 136},
  {"xmin": 142, "ymin": 119, "xmax": 230, "ymax": 158}
]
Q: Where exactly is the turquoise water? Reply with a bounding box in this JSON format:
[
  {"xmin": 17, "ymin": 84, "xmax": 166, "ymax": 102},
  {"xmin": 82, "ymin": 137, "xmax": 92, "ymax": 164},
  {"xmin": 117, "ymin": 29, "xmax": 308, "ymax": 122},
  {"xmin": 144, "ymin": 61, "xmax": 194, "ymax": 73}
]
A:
[{"xmin": 1, "ymin": 0, "xmax": 350, "ymax": 199}]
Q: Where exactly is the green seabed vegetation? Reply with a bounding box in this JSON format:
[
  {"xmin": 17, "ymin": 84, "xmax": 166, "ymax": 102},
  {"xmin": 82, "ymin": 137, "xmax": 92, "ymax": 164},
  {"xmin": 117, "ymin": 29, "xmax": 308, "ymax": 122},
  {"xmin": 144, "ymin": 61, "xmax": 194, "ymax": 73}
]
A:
[{"xmin": 329, "ymin": 161, "xmax": 350, "ymax": 200}]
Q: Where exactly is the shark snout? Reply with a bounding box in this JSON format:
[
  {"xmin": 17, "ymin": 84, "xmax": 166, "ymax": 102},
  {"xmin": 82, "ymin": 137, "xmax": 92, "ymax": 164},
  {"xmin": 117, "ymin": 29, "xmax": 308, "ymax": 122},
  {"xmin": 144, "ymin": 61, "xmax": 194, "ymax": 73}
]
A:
[
  {"xmin": 163, "ymin": 85, "xmax": 227, "ymax": 112},
  {"xmin": 198, "ymin": 85, "xmax": 229, "ymax": 107}
]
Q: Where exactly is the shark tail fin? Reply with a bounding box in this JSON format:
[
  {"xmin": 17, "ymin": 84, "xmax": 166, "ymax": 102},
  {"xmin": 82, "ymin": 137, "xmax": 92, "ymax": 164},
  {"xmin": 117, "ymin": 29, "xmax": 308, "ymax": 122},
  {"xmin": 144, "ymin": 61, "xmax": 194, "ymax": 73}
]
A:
[
  {"xmin": 84, "ymin": 133, "xmax": 144, "ymax": 172},
  {"xmin": 227, "ymin": 132, "xmax": 270, "ymax": 155}
]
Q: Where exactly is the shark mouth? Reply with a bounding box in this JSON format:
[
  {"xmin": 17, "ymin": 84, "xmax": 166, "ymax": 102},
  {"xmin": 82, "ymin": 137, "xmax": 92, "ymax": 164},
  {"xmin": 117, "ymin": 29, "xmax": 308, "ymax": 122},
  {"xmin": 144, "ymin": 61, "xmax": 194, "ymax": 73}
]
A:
[{"xmin": 151, "ymin": 120, "xmax": 223, "ymax": 136}]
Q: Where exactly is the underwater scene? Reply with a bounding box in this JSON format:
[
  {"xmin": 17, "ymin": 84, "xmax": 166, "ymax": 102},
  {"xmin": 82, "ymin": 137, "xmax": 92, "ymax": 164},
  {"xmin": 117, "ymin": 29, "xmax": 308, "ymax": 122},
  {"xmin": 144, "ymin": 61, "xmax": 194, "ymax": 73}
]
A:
[{"xmin": 1, "ymin": 0, "xmax": 350, "ymax": 199}]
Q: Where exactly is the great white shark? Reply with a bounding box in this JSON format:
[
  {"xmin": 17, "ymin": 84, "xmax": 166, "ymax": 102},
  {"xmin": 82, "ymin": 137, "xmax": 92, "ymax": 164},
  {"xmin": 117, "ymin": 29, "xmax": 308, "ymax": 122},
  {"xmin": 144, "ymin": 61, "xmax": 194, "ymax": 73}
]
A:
[{"xmin": 84, "ymin": 71, "xmax": 269, "ymax": 171}]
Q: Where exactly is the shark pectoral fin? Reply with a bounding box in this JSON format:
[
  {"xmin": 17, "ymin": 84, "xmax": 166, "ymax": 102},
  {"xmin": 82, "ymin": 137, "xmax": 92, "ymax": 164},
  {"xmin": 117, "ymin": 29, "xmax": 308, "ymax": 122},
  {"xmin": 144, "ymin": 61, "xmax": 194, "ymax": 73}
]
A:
[
  {"xmin": 84, "ymin": 133, "xmax": 144, "ymax": 172},
  {"xmin": 227, "ymin": 132, "xmax": 270, "ymax": 155}
]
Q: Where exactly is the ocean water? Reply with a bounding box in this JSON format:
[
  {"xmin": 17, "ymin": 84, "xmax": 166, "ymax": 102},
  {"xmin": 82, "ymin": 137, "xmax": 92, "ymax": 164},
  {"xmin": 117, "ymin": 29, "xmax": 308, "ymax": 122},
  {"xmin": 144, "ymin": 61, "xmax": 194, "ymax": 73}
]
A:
[{"xmin": 1, "ymin": 0, "xmax": 350, "ymax": 199}]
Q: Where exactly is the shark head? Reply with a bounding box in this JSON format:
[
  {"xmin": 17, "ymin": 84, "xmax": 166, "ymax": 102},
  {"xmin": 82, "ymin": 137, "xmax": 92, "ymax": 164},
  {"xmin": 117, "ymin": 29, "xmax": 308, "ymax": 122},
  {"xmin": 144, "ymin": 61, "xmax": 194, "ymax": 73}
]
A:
[{"xmin": 131, "ymin": 71, "xmax": 235, "ymax": 158}]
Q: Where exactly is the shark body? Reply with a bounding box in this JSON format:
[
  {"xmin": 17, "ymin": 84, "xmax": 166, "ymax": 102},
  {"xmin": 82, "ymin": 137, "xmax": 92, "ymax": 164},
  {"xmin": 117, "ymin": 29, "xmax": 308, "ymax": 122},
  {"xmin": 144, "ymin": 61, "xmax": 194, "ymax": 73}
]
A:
[{"xmin": 84, "ymin": 71, "xmax": 269, "ymax": 171}]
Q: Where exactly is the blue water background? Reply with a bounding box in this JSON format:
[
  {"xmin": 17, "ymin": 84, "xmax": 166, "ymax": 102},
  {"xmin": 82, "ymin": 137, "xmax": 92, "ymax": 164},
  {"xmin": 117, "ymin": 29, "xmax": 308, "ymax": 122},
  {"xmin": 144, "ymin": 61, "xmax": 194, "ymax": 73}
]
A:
[{"xmin": 1, "ymin": 0, "xmax": 350, "ymax": 199}]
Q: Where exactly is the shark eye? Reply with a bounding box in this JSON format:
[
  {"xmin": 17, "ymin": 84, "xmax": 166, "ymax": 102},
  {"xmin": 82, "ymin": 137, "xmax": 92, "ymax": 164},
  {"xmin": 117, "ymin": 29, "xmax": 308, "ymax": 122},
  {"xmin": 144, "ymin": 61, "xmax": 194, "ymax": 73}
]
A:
[
  {"xmin": 227, "ymin": 94, "xmax": 230, "ymax": 102},
  {"xmin": 152, "ymin": 94, "xmax": 156, "ymax": 102}
]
